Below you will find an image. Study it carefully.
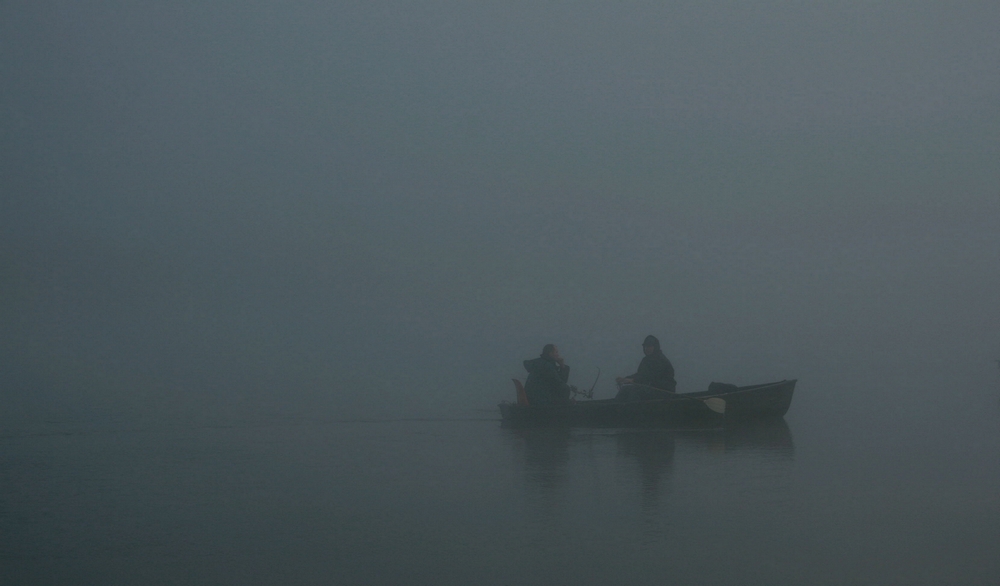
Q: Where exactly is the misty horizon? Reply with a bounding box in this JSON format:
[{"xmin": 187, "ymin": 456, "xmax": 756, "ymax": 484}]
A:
[{"xmin": 3, "ymin": 2, "xmax": 998, "ymax": 424}]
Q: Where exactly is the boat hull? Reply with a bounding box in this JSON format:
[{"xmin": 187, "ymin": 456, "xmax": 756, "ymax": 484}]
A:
[{"xmin": 499, "ymin": 379, "xmax": 796, "ymax": 428}]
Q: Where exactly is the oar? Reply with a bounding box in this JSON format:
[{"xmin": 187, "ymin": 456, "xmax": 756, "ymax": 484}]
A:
[{"xmin": 703, "ymin": 397, "xmax": 726, "ymax": 414}]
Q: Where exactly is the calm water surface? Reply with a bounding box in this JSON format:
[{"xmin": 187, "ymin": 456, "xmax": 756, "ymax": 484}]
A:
[{"xmin": 2, "ymin": 373, "xmax": 999, "ymax": 585}]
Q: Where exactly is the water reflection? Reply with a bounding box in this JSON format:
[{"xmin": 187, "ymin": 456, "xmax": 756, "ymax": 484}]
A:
[
  {"xmin": 614, "ymin": 430, "xmax": 675, "ymax": 512},
  {"xmin": 507, "ymin": 420, "xmax": 794, "ymax": 515},
  {"xmin": 673, "ymin": 419, "xmax": 796, "ymax": 455},
  {"xmin": 723, "ymin": 419, "xmax": 795, "ymax": 453},
  {"xmin": 510, "ymin": 428, "xmax": 572, "ymax": 511}
]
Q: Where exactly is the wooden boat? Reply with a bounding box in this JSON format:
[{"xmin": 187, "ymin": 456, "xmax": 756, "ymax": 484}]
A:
[{"xmin": 499, "ymin": 379, "xmax": 796, "ymax": 428}]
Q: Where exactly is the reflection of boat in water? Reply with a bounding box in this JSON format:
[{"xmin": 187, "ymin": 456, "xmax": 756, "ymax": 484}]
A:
[
  {"xmin": 614, "ymin": 430, "xmax": 676, "ymax": 510},
  {"xmin": 507, "ymin": 428, "xmax": 574, "ymax": 508},
  {"xmin": 516, "ymin": 428, "xmax": 571, "ymax": 475},
  {"xmin": 499, "ymin": 380, "xmax": 796, "ymax": 429},
  {"xmin": 674, "ymin": 418, "xmax": 795, "ymax": 454},
  {"xmin": 506, "ymin": 421, "xmax": 793, "ymax": 514},
  {"xmin": 723, "ymin": 418, "xmax": 795, "ymax": 451}
]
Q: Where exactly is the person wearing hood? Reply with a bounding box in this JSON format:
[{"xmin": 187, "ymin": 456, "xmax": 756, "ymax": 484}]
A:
[
  {"xmin": 523, "ymin": 344, "xmax": 575, "ymax": 405},
  {"xmin": 615, "ymin": 335, "xmax": 677, "ymax": 400}
]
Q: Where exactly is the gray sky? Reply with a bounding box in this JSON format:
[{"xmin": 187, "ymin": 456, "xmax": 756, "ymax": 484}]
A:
[{"xmin": 2, "ymin": 1, "xmax": 998, "ymax": 420}]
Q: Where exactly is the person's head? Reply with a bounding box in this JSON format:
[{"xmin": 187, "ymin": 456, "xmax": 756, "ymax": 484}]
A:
[
  {"xmin": 541, "ymin": 344, "xmax": 560, "ymax": 361},
  {"xmin": 642, "ymin": 335, "xmax": 660, "ymax": 355}
]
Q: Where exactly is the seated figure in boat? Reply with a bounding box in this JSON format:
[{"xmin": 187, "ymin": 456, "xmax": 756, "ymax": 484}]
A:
[
  {"xmin": 523, "ymin": 344, "xmax": 575, "ymax": 405},
  {"xmin": 615, "ymin": 335, "xmax": 677, "ymax": 401}
]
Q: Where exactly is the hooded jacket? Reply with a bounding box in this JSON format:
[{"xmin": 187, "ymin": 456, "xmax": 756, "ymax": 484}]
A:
[
  {"xmin": 628, "ymin": 336, "xmax": 677, "ymax": 392},
  {"xmin": 523, "ymin": 356, "xmax": 571, "ymax": 405}
]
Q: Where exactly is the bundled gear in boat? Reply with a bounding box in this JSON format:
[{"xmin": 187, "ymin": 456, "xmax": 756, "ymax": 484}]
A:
[{"xmin": 523, "ymin": 348, "xmax": 573, "ymax": 405}]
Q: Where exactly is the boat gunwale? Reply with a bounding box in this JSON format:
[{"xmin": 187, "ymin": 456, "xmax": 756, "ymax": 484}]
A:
[{"xmin": 680, "ymin": 379, "xmax": 796, "ymax": 399}]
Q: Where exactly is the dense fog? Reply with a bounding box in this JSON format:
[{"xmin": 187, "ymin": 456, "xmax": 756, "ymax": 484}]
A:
[{"xmin": 3, "ymin": 1, "xmax": 998, "ymax": 424}]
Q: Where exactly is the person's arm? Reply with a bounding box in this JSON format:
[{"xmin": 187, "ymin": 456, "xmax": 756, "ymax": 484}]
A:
[
  {"xmin": 535, "ymin": 361, "xmax": 563, "ymax": 385},
  {"xmin": 630, "ymin": 356, "xmax": 652, "ymax": 384},
  {"xmin": 537, "ymin": 361, "xmax": 573, "ymax": 396},
  {"xmin": 557, "ymin": 363, "xmax": 570, "ymax": 383},
  {"xmin": 616, "ymin": 366, "xmax": 638, "ymax": 384}
]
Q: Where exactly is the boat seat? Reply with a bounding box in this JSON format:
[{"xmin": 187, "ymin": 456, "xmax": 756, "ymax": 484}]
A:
[{"xmin": 512, "ymin": 379, "xmax": 530, "ymax": 406}]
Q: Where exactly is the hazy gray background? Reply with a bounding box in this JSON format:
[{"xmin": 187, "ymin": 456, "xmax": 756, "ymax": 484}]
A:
[{"xmin": 2, "ymin": 1, "xmax": 998, "ymax": 424}]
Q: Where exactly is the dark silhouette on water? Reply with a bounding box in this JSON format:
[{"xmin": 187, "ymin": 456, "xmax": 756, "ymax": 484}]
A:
[{"xmin": 500, "ymin": 380, "xmax": 797, "ymax": 428}]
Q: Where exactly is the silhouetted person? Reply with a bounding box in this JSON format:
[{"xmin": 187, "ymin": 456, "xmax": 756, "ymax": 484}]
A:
[
  {"xmin": 615, "ymin": 335, "xmax": 676, "ymax": 401},
  {"xmin": 523, "ymin": 344, "xmax": 575, "ymax": 405}
]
